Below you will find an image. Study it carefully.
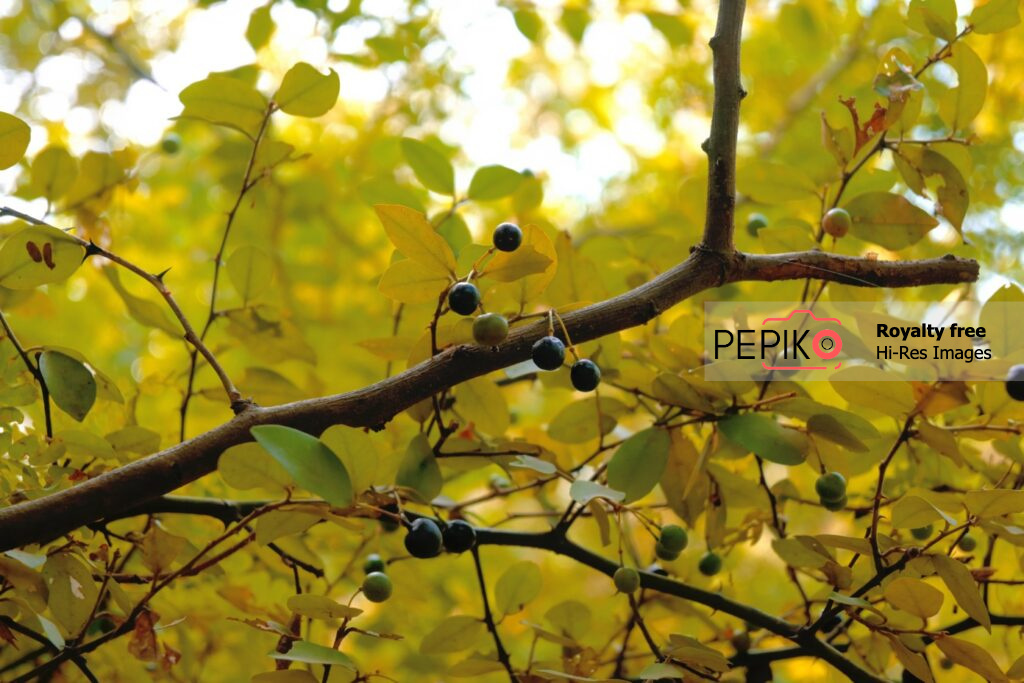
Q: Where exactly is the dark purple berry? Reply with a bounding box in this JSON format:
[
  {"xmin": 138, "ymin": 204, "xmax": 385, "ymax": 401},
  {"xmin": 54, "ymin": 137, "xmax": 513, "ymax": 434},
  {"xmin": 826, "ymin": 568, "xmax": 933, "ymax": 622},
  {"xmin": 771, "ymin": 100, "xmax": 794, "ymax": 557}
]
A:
[
  {"xmin": 448, "ymin": 282, "xmax": 480, "ymax": 316},
  {"xmin": 493, "ymin": 222, "xmax": 522, "ymax": 252},
  {"xmin": 532, "ymin": 336, "xmax": 565, "ymax": 371}
]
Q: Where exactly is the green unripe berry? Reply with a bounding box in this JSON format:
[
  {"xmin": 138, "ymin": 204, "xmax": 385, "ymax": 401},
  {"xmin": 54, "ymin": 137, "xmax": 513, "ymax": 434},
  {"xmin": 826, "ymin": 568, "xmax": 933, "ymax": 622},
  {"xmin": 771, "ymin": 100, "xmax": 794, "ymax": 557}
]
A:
[
  {"xmin": 570, "ymin": 359, "xmax": 601, "ymax": 392},
  {"xmin": 654, "ymin": 541, "xmax": 680, "ymax": 562},
  {"xmin": 363, "ymin": 553, "xmax": 386, "ymax": 574},
  {"xmin": 160, "ymin": 133, "xmax": 181, "ymax": 154},
  {"xmin": 493, "ymin": 222, "xmax": 523, "ymax": 251},
  {"xmin": 659, "ymin": 524, "xmax": 688, "ymax": 554},
  {"xmin": 404, "ymin": 518, "xmax": 443, "ymax": 559},
  {"xmin": 362, "ymin": 571, "xmax": 392, "ymax": 602},
  {"xmin": 746, "ymin": 213, "xmax": 768, "ymax": 236},
  {"xmin": 698, "ymin": 551, "xmax": 722, "ymax": 576},
  {"xmin": 822, "ymin": 494, "xmax": 847, "ymax": 512},
  {"xmin": 473, "ymin": 313, "xmax": 509, "ymax": 346},
  {"xmin": 379, "ymin": 503, "xmax": 400, "ymax": 532},
  {"xmin": 447, "ymin": 282, "xmax": 481, "ymax": 316},
  {"xmin": 1006, "ymin": 364, "xmax": 1024, "ymax": 401},
  {"xmin": 958, "ymin": 534, "xmax": 977, "ymax": 552},
  {"xmin": 442, "ymin": 520, "xmax": 477, "ymax": 553},
  {"xmin": 910, "ymin": 525, "xmax": 933, "ymax": 541},
  {"xmin": 815, "ymin": 472, "xmax": 847, "ymax": 503},
  {"xmin": 613, "ymin": 566, "xmax": 640, "ymax": 593},
  {"xmin": 822, "ymin": 207, "xmax": 852, "ymax": 238}
]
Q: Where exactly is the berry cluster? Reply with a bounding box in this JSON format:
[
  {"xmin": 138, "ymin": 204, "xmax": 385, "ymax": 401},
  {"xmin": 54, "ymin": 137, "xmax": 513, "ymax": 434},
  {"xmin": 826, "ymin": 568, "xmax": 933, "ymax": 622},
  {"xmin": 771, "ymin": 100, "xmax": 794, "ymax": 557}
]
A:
[
  {"xmin": 361, "ymin": 553, "xmax": 392, "ymax": 603},
  {"xmin": 446, "ymin": 222, "xmax": 602, "ymax": 392},
  {"xmin": 404, "ymin": 517, "xmax": 478, "ymax": 558}
]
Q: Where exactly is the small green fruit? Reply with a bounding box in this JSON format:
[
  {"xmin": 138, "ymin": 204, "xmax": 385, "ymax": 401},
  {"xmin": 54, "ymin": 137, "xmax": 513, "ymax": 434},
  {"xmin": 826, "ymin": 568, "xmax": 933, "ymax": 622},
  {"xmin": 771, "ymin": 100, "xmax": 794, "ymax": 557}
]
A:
[
  {"xmin": 363, "ymin": 553, "xmax": 386, "ymax": 574},
  {"xmin": 160, "ymin": 133, "xmax": 181, "ymax": 154},
  {"xmin": 698, "ymin": 552, "xmax": 722, "ymax": 576},
  {"xmin": 654, "ymin": 541, "xmax": 680, "ymax": 562},
  {"xmin": 448, "ymin": 282, "xmax": 481, "ymax": 316},
  {"xmin": 1006, "ymin": 364, "xmax": 1024, "ymax": 401},
  {"xmin": 910, "ymin": 525, "xmax": 933, "ymax": 541},
  {"xmin": 493, "ymin": 222, "xmax": 523, "ymax": 251},
  {"xmin": 659, "ymin": 524, "xmax": 688, "ymax": 554},
  {"xmin": 379, "ymin": 503, "xmax": 400, "ymax": 532},
  {"xmin": 362, "ymin": 571, "xmax": 392, "ymax": 603},
  {"xmin": 822, "ymin": 494, "xmax": 847, "ymax": 512},
  {"xmin": 746, "ymin": 213, "xmax": 768, "ymax": 236},
  {"xmin": 613, "ymin": 567, "xmax": 641, "ymax": 593},
  {"xmin": 957, "ymin": 534, "xmax": 977, "ymax": 552},
  {"xmin": 442, "ymin": 520, "xmax": 477, "ymax": 553},
  {"xmin": 822, "ymin": 208, "xmax": 852, "ymax": 238},
  {"xmin": 815, "ymin": 472, "xmax": 847, "ymax": 503},
  {"xmin": 473, "ymin": 313, "xmax": 509, "ymax": 346},
  {"xmin": 404, "ymin": 518, "xmax": 443, "ymax": 559},
  {"xmin": 570, "ymin": 359, "xmax": 601, "ymax": 392}
]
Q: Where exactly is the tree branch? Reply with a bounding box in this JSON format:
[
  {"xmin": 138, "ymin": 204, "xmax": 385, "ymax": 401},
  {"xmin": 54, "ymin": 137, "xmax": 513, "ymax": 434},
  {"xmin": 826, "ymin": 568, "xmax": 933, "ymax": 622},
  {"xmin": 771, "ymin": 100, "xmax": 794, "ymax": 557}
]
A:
[
  {"xmin": 701, "ymin": 0, "xmax": 747, "ymax": 252},
  {"xmin": 0, "ymin": 248, "xmax": 978, "ymax": 552}
]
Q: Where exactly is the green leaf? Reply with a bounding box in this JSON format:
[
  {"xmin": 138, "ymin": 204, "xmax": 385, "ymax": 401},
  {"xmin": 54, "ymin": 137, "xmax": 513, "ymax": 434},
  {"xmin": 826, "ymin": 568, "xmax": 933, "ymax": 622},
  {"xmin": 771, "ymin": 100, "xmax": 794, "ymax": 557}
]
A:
[
  {"xmin": 978, "ymin": 283, "xmax": 1024, "ymax": 358},
  {"xmin": 218, "ymin": 442, "xmax": 291, "ymax": 491},
  {"xmin": 806, "ymin": 414, "xmax": 868, "ymax": 452},
  {"xmin": 38, "ymin": 350, "xmax": 96, "ymax": 422},
  {"xmin": 374, "ymin": 204, "xmax": 457, "ymax": 276},
  {"xmin": 227, "ymin": 244, "xmax": 274, "ymax": 302},
  {"xmin": 467, "ymin": 165, "xmax": 522, "ymax": 200},
  {"xmin": 178, "ymin": 75, "xmax": 267, "ymax": 138},
  {"xmin": 842, "ymin": 192, "xmax": 939, "ymax": 250},
  {"xmin": 287, "ymin": 594, "xmax": 362, "ymax": 620},
  {"xmin": 246, "ymin": 4, "xmax": 275, "ymax": 50},
  {"xmin": 884, "ymin": 576, "xmax": 944, "ymax": 618},
  {"xmin": 545, "ymin": 600, "xmax": 591, "ymax": 640},
  {"xmin": 908, "ymin": 0, "xmax": 958, "ymax": 41},
  {"xmin": 255, "ymin": 510, "xmax": 321, "ymax": 545},
  {"xmin": 62, "ymin": 151, "xmax": 124, "ymax": 209},
  {"xmin": 274, "ymin": 62, "xmax": 339, "ymax": 117},
  {"xmin": 559, "ymin": 7, "xmax": 590, "ymax": 43},
  {"xmin": 400, "ymin": 138, "xmax": 454, "ymax": 195},
  {"xmin": 965, "ymin": 489, "xmax": 1024, "ymax": 518},
  {"xmin": 0, "ymin": 225, "xmax": 86, "ymax": 290},
  {"xmin": 718, "ymin": 413, "xmax": 807, "ymax": 465},
  {"xmin": 568, "ymin": 480, "xmax": 625, "ymax": 505},
  {"xmin": 606, "ymin": 428, "xmax": 670, "ymax": 503},
  {"xmin": 513, "ymin": 9, "xmax": 544, "ymax": 41},
  {"xmin": 938, "ymin": 44, "xmax": 987, "ymax": 131},
  {"xmin": 43, "ymin": 552, "xmax": 99, "ymax": 634},
  {"xmin": 250, "ymin": 425, "xmax": 353, "ymax": 506},
  {"xmin": 891, "ymin": 495, "xmax": 957, "ymax": 528},
  {"xmin": 103, "ymin": 267, "xmax": 180, "ymax": 335},
  {"xmin": 319, "ymin": 425, "xmax": 380, "ymax": 495},
  {"xmin": 271, "ymin": 640, "xmax": 355, "ymax": 669},
  {"xmin": 737, "ymin": 161, "xmax": 817, "ymax": 203},
  {"xmin": 420, "ymin": 615, "xmax": 485, "ymax": 654},
  {"xmin": 29, "ymin": 145, "xmax": 76, "ymax": 200},
  {"xmin": 494, "ymin": 560, "xmax": 542, "ymax": 616},
  {"xmin": 0, "ymin": 111, "xmax": 30, "ymax": 170},
  {"xmin": 932, "ymin": 554, "xmax": 991, "ymax": 632},
  {"xmin": 970, "ymin": 0, "xmax": 1021, "ymax": 33},
  {"xmin": 395, "ymin": 433, "xmax": 442, "ymax": 501}
]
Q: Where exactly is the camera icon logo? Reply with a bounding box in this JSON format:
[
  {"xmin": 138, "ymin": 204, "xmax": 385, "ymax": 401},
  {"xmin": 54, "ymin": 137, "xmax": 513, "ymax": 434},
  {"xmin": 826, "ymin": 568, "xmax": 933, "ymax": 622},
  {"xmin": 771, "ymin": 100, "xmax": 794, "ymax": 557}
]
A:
[{"xmin": 760, "ymin": 309, "xmax": 843, "ymax": 371}]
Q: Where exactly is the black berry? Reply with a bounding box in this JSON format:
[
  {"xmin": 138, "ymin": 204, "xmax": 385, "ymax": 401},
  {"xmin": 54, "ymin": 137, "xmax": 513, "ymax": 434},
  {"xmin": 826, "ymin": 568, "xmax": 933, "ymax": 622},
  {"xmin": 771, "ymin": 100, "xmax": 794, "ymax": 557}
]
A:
[
  {"xmin": 570, "ymin": 359, "xmax": 601, "ymax": 392},
  {"xmin": 448, "ymin": 282, "xmax": 480, "ymax": 316},
  {"xmin": 404, "ymin": 518, "xmax": 443, "ymax": 558},
  {"xmin": 493, "ymin": 222, "xmax": 522, "ymax": 251},
  {"xmin": 442, "ymin": 520, "xmax": 477, "ymax": 553},
  {"xmin": 532, "ymin": 336, "xmax": 565, "ymax": 371},
  {"xmin": 379, "ymin": 503, "xmax": 400, "ymax": 532},
  {"xmin": 363, "ymin": 553, "xmax": 386, "ymax": 574},
  {"xmin": 160, "ymin": 134, "xmax": 181, "ymax": 154},
  {"xmin": 1006, "ymin": 364, "xmax": 1024, "ymax": 401}
]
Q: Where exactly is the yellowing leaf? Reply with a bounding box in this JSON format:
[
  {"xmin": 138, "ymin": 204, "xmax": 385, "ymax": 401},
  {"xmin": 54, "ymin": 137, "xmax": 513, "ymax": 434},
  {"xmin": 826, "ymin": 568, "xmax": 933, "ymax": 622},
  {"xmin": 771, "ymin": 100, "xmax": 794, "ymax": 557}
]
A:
[
  {"xmin": 0, "ymin": 111, "xmax": 30, "ymax": 170},
  {"xmin": 606, "ymin": 428, "xmax": 670, "ymax": 502},
  {"xmin": 378, "ymin": 258, "xmax": 451, "ymax": 303},
  {"xmin": 274, "ymin": 63, "xmax": 339, "ymax": 117},
  {"xmin": 883, "ymin": 576, "xmax": 943, "ymax": 618},
  {"xmin": 891, "ymin": 495, "xmax": 957, "ymax": 528},
  {"xmin": 395, "ymin": 433, "xmax": 443, "ymax": 501},
  {"xmin": 287, "ymin": 594, "xmax": 362, "ymax": 620},
  {"xmin": 965, "ymin": 489, "xmax": 1024, "ymax": 518},
  {"xmin": 374, "ymin": 204, "xmax": 456, "ymax": 276},
  {"xmin": 453, "ymin": 377, "xmax": 509, "ymax": 436},
  {"xmin": 43, "ymin": 553, "xmax": 99, "ymax": 634},
  {"xmin": 103, "ymin": 267, "xmax": 181, "ymax": 335},
  {"xmin": 935, "ymin": 635, "xmax": 1009, "ymax": 682},
  {"xmin": 219, "ymin": 442, "xmax": 291, "ymax": 491},
  {"xmin": 0, "ymin": 225, "xmax": 86, "ymax": 290},
  {"xmin": 548, "ymin": 397, "xmax": 622, "ymax": 444},
  {"xmin": 843, "ymin": 192, "xmax": 939, "ymax": 250},
  {"xmin": 970, "ymin": 0, "xmax": 1021, "ymax": 33},
  {"xmin": 400, "ymin": 138, "xmax": 454, "ymax": 195},
  {"xmin": 886, "ymin": 634, "xmax": 935, "ymax": 683},
  {"xmin": 737, "ymin": 160, "xmax": 816, "ymax": 203},
  {"xmin": 419, "ymin": 615, "xmax": 485, "ymax": 654},
  {"xmin": 478, "ymin": 240, "xmax": 553, "ymax": 282},
  {"xmin": 63, "ymin": 151, "xmax": 125, "ymax": 209},
  {"xmin": 494, "ymin": 561, "xmax": 541, "ymax": 616},
  {"xmin": 938, "ymin": 44, "xmax": 987, "ymax": 132},
  {"xmin": 319, "ymin": 425, "xmax": 380, "ymax": 495},
  {"xmin": 227, "ymin": 245, "xmax": 274, "ymax": 303},
  {"xmin": 932, "ymin": 554, "xmax": 991, "ymax": 632},
  {"xmin": 141, "ymin": 524, "xmax": 186, "ymax": 574},
  {"xmin": 545, "ymin": 600, "xmax": 591, "ymax": 641},
  {"xmin": 29, "ymin": 145, "xmax": 76, "ymax": 200},
  {"xmin": 178, "ymin": 75, "xmax": 267, "ymax": 138},
  {"xmin": 255, "ymin": 510, "xmax": 322, "ymax": 545},
  {"xmin": 830, "ymin": 367, "xmax": 916, "ymax": 415}
]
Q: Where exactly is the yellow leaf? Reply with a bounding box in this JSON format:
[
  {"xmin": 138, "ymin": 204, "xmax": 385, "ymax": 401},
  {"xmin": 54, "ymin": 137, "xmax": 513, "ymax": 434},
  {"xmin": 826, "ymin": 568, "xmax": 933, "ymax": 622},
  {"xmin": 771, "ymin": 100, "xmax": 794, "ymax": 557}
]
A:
[
  {"xmin": 254, "ymin": 510, "xmax": 322, "ymax": 545},
  {"xmin": 286, "ymin": 594, "xmax": 362, "ymax": 620},
  {"xmin": 494, "ymin": 561, "xmax": 541, "ymax": 616},
  {"xmin": 419, "ymin": 615, "xmax": 485, "ymax": 654},
  {"xmin": 935, "ymin": 635, "xmax": 1009, "ymax": 682},
  {"xmin": 932, "ymin": 554, "xmax": 991, "ymax": 632},
  {"xmin": 886, "ymin": 634, "xmax": 935, "ymax": 683},
  {"xmin": 891, "ymin": 495, "xmax": 957, "ymax": 528},
  {"xmin": 378, "ymin": 258, "xmax": 451, "ymax": 304},
  {"xmin": 141, "ymin": 524, "xmax": 186, "ymax": 574},
  {"xmin": 965, "ymin": 489, "xmax": 1024, "ymax": 518},
  {"xmin": 453, "ymin": 377, "xmax": 509, "ymax": 436},
  {"xmin": 883, "ymin": 576, "xmax": 943, "ymax": 618},
  {"xmin": 374, "ymin": 204, "xmax": 456, "ymax": 276},
  {"xmin": 479, "ymin": 240, "xmax": 553, "ymax": 282}
]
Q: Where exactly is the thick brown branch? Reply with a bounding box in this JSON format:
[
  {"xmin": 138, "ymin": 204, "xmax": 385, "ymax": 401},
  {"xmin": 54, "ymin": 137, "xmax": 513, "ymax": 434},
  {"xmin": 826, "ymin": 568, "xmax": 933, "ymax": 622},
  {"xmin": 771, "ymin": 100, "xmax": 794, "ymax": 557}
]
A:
[
  {"xmin": 0, "ymin": 249, "xmax": 978, "ymax": 552},
  {"xmin": 701, "ymin": 0, "xmax": 747, "ymax": 252}
]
